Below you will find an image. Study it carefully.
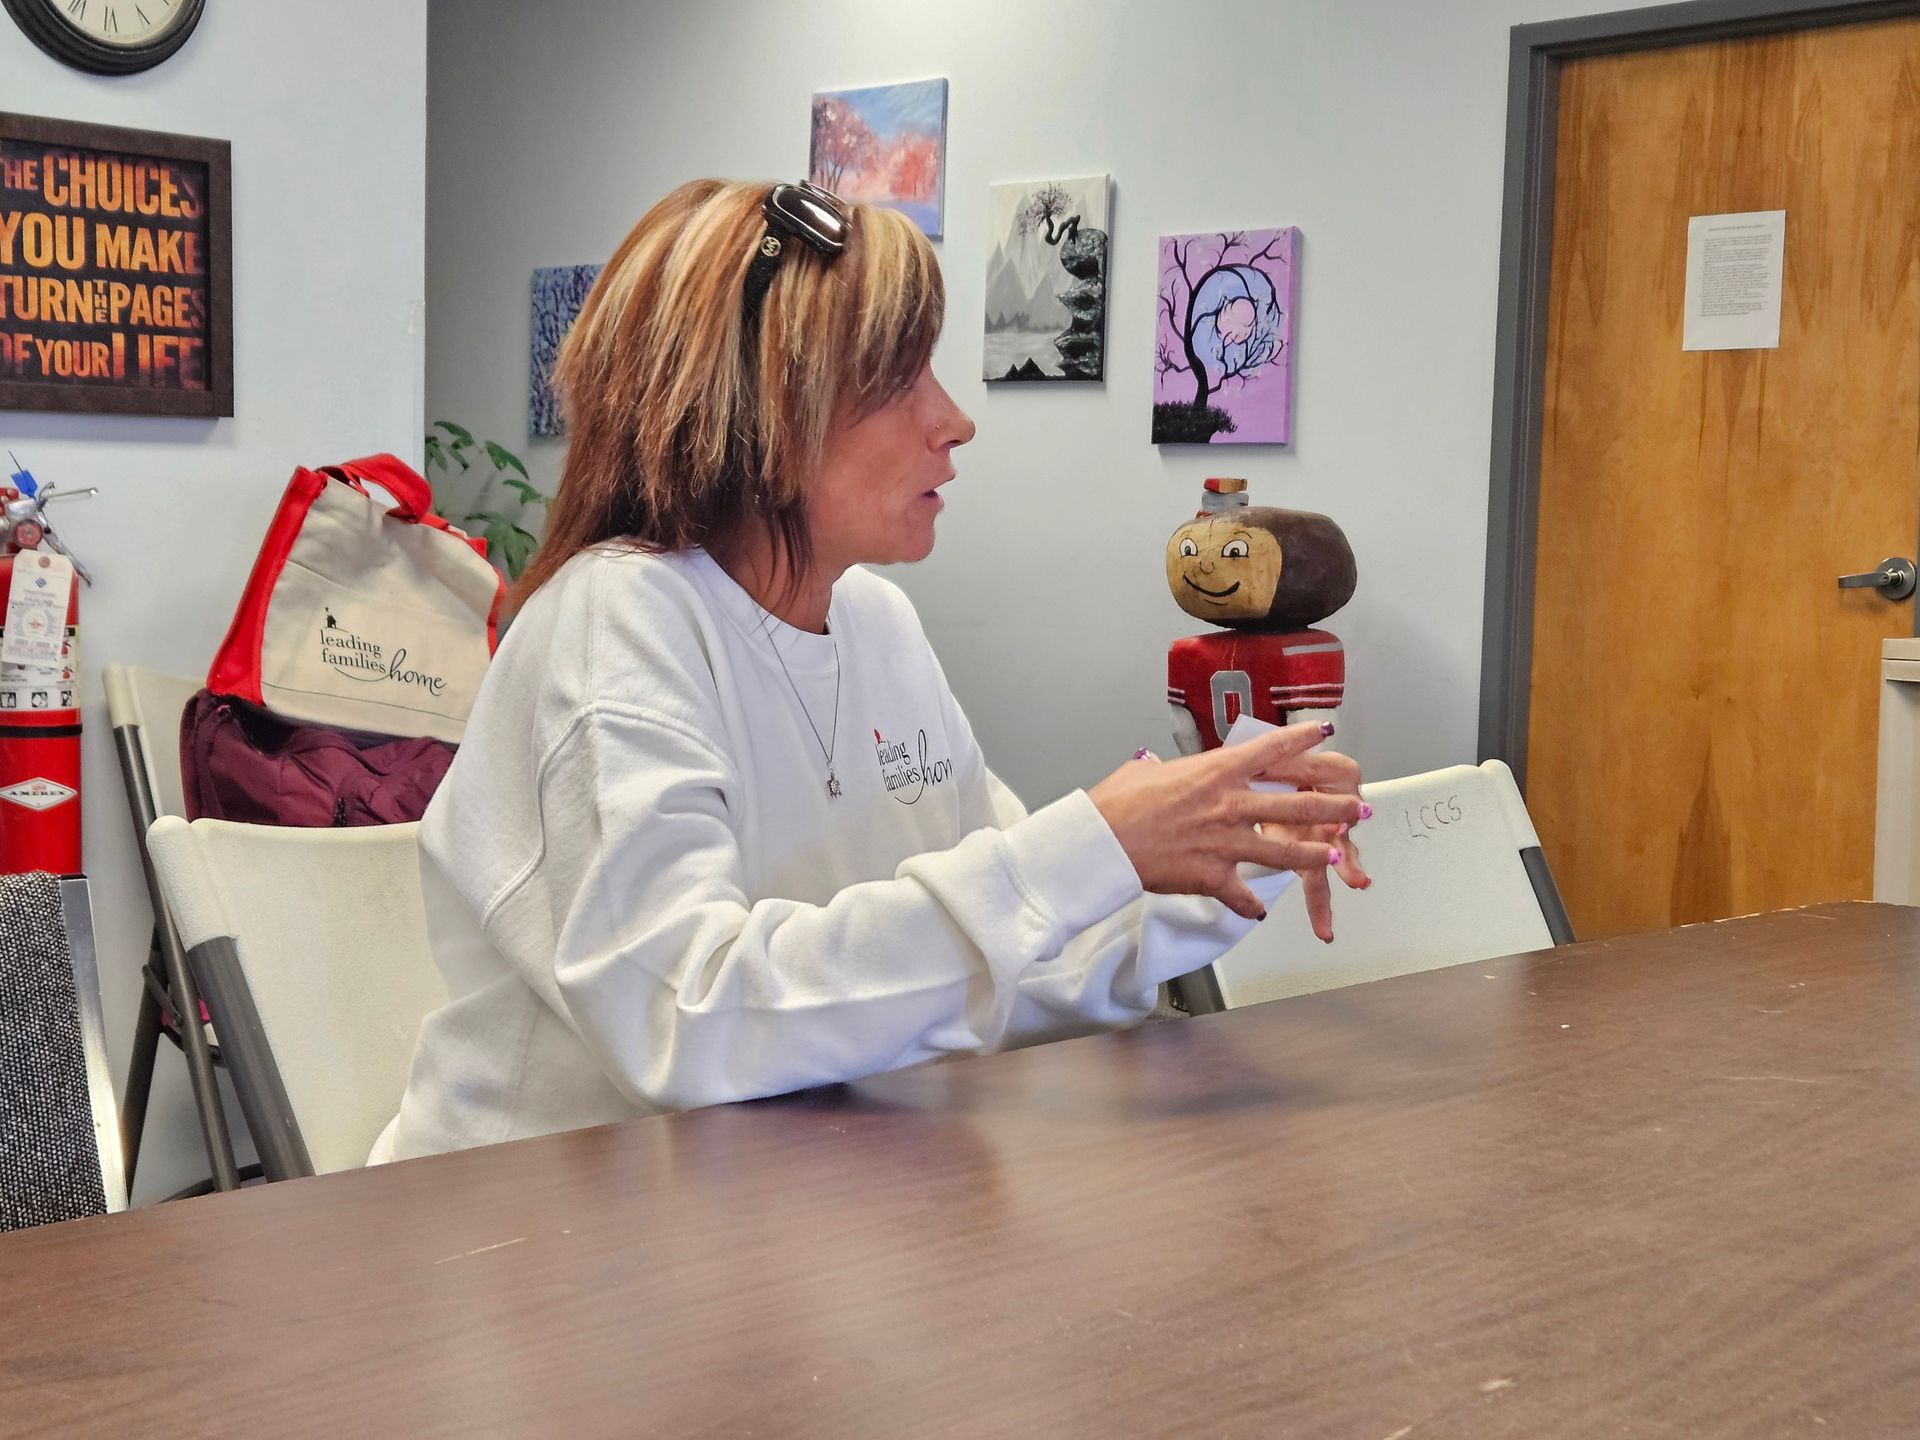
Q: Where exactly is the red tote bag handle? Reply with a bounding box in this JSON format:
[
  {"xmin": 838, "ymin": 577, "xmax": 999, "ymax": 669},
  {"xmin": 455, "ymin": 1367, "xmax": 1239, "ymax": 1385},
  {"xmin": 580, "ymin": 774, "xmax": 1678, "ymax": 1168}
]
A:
[
  {"xmin": 321, "ymin": 453, "xmax": 489, "ymax": 560},
  {"xmin": 322, "ymin": 453, "xmax": 435, "ymax": 522}
]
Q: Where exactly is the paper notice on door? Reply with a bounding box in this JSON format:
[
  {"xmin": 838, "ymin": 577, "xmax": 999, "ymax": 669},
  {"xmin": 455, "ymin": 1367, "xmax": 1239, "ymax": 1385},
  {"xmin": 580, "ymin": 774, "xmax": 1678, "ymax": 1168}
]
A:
[{"xmin": 1683, "ymin": 210, "xmax": 1786, "ymax": 351}]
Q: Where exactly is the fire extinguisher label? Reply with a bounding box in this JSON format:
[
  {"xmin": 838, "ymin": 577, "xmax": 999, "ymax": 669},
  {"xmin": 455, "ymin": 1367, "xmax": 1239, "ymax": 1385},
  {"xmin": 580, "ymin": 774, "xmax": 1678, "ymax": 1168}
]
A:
[
  {"xmin": 0, "ymin": 625, "xmax": 76, "ymax": 712},
  {"xmin": 0, "ymin": 776, "xmax": 77, "ymax": 811},
  {"xmin": 1, "ymin": 552, "xmax": 75, "ymax": 668}
]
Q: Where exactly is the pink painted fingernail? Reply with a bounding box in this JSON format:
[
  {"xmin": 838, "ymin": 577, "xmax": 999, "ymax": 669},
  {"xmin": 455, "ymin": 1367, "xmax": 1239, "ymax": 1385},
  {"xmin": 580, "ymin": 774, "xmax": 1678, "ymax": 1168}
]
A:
[
  {"xmin": 1358, "ymin": 802, "xmax": 1373, "ymax": 821},
  {"xmin": 1133, "ymin": 747, "xmax": 1154, "ymax": 761},
  {"xmin": 1337, "ymin": 822, "xmax": 1351, "ymax": 837},
  {"xmin": 1257, "ymin": 908, "xmax": 1269, "ymax": 922},
  {"xmin": 1327, "ymin": 847, "xmax": 1344, "ymax": 866},
  {"xmin": 1319, "ymin": 721, "xmax": 1336, "ymax": 738}
]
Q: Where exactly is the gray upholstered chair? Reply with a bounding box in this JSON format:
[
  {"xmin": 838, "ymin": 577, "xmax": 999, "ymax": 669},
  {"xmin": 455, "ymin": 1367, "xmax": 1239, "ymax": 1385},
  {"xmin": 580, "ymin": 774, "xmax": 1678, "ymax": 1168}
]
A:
[{"xmin": 0, "ymin": 873, "xmax": 128, "ymax": 1231}]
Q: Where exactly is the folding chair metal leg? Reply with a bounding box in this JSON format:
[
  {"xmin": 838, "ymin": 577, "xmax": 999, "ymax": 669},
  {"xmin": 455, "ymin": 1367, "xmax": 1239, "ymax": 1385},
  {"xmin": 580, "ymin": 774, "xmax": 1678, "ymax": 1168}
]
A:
[
  {"xmin": 186, "ymin": 935, "xmax": 314, "ymax": 1182},
  {"xmin": 1171, "ymin": 966, "xmax": 1226, "ymax": 1016},
  {"xmin": 165, "ymin": 927, "xmax": 242, "ymax": 1193},
  {"xmin": 1522, "ymin": 847, "xmax": 1577, "ymax": 946},
  {"xmin": 186, "ymin": 936, "xmax": 311, "ymax": 1182},
  {"xmin": 120, "ymin": 937, "xmax": 164, "ymax": 1194},
  {"xmin": 162, "ymin": 1163, "xmax": 265, "ymax": 1203},
  {"xmin": 113, "ymin": 719, "xmax": 243, "ymax": 1194}
]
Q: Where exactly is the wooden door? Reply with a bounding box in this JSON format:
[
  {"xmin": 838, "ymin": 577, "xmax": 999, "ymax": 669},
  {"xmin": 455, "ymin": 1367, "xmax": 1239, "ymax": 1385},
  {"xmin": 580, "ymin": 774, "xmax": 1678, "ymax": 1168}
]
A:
[{"xmin": 1530, "ymin": 20, "xmax": 1920, "ymax": 938}]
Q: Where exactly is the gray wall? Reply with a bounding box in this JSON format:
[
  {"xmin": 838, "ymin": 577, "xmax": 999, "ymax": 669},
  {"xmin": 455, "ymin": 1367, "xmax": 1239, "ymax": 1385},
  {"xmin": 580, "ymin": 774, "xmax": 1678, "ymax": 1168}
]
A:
[
  {"xmin": 426, "ymin": 0, "xmax": 1658, "ymax": 804},
  {"xmin": 4, "ymin": 1, "xmax": 428, "ymax": 1201}
]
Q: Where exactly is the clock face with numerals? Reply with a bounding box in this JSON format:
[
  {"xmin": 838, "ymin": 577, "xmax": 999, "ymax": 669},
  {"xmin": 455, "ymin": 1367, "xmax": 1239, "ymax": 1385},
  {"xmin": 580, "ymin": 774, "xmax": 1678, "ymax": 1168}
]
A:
[
  {"xmin": 58, "ymin": 0, "xmax": 183, "ymax": 46},
  {"xmin": 1, "ymin": 0, "xmax": 205, "ymax": 74}
]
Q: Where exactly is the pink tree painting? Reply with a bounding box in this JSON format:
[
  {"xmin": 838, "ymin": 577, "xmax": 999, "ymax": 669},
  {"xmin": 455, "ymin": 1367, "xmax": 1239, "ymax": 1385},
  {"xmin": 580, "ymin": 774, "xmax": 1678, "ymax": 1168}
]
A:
[
  {"xmin": 1152, "ymin": 227, "xmax": 1300, "ymax": 445},
  {"xmin": 808, "ymin": 79, "xmax": 948, "ymax": 238}
]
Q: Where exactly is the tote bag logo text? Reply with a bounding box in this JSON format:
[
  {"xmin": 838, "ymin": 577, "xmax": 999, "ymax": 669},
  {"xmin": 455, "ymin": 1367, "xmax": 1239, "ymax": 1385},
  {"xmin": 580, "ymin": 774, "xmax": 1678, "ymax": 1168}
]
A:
[{"xmin": 319, "ymin": 611, "xmax": 447, "ymax": 698}]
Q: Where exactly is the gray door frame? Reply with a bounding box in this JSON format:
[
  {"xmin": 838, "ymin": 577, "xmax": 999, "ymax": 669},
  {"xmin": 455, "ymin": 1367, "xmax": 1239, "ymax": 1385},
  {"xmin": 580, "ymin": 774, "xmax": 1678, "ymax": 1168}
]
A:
[{"xmin": 1479, "ymin": 0, "xmax": 1920, "ymax": 788}]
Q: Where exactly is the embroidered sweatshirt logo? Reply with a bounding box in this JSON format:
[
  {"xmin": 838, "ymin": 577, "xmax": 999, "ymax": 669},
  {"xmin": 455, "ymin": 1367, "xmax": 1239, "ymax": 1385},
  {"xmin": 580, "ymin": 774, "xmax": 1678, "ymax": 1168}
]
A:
[
  {"xmin": 873, "ymin": 727, "xmax": 953, "ymax": 805},
  {"xmin": 0, "ymin": 776, "xmax": 77, "ymax": 811},
  {"xmin": 319, "ymin": 610, "xmax": 447, "ymax": 698}
]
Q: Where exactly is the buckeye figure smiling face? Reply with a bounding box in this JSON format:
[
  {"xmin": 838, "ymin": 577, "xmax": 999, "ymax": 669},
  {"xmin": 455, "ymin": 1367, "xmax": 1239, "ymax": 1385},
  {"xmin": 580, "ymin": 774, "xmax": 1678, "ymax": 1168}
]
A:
[
  {"xmin": 1166, "ymin": 516, "xmax": 1284, "ymax": 622},
  {"xmin": 1164, "ymin": 507, "xmax": 1358, "ymax": 632}
]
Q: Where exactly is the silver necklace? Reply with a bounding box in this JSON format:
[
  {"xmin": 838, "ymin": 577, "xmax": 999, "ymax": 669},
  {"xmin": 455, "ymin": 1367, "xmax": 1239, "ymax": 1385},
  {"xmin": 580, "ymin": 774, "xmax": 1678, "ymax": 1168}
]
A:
[{"xmin": 762, "ymin": 614, "xmax": 842, "ymax": 799}]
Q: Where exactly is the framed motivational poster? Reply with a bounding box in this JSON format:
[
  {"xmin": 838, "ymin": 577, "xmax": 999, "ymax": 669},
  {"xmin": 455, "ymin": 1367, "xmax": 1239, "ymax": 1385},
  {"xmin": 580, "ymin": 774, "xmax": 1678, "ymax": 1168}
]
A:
[{"xmin": 0, "ymin": 112, "xmax": 233, "ymax": 417}]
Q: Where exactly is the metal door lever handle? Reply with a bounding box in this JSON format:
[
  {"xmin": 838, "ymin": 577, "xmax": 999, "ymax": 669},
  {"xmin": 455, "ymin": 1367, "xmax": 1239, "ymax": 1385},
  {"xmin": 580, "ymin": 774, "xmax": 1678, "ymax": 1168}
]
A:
[{"xmin": 1838, "ymin": 557, "xmax": 1917, "ymax": 601}]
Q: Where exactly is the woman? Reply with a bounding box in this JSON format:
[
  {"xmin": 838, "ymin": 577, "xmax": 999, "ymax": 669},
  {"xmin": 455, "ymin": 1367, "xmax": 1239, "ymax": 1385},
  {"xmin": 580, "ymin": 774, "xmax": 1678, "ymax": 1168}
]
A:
[{"xmin": 373, "ymin": 179, "xmax": 1369, "ymax": 1162}]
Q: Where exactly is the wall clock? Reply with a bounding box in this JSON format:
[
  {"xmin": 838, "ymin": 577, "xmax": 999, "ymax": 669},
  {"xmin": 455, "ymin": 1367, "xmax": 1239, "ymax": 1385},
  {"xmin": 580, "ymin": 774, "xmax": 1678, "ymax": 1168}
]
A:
[{"xmin": 1, "ymin": 0, "xmax": 205, "ymax": 76}]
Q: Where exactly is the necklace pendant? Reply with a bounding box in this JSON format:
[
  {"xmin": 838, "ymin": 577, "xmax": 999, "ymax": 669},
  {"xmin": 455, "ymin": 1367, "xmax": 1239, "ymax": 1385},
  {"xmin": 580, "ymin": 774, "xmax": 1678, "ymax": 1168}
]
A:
[{"xmin": 827, "ymin": 770, "xmax": 842, "ymax": 799}]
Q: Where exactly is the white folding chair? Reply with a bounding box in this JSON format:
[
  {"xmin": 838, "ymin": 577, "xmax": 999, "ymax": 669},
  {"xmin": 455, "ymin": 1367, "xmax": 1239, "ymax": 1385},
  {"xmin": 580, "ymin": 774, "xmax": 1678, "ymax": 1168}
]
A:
[
  {"xmin": 103, "ymin": 663, "xmax": 244, "ymax": 1194},
  {"xmin": 1181, "ymin": 759, "xmax": 1574, "ymax": 1011},
  {"xmin": 144, "ymin": 818, "xmax": 447, "ymax": 1179},
  {"xmin": 103, "ymin": 663, "xmax": 197, "ymax": 826},
  {"xmin": 0, "ymin": 874, "xmax": 128, "ymax": 1229}
]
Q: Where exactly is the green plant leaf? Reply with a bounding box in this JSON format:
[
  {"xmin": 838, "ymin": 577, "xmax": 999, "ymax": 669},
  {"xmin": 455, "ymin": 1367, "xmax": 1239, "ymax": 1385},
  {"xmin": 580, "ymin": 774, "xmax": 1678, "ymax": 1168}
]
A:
[
  {"xmin": 424, "ymin": 435, "xmax": 446, "ymax": 473},
  {"xmin": 500, "ymin": 523, "xmax": 540, "ymax": 579},
  {"xmin": 476, "ymin": 516, "xmax": 512, "ymax": 564},
  {"xmin": 474, "ymin": 517, "xmax": 540, "ymax": 579},
  {"xmin": 434, "ymin": 421, "xmax": 475, "ymax": 445},
  {"xmin": 502, "ymin": 476, "xmax": 548, "ymax": 506},
  {"xmin": 484, "ymin": 441, "xmax": 531, "ymax": 480}
]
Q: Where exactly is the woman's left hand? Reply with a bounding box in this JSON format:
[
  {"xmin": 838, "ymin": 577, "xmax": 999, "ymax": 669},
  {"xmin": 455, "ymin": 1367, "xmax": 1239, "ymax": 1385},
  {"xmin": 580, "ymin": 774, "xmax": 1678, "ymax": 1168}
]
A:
[
  {"xmin": 1251, "ymin": 746, "xmax": 1372, "ymax": 943},
  {"xmin": 1133, "ymin": 739, "xmax": 1372, "ymax": 941}
]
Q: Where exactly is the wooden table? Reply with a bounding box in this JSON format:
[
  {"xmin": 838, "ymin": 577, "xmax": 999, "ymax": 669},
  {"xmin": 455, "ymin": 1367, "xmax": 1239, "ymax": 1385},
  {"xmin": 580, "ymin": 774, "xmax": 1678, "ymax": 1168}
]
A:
[{"xmin": 4, "ymin": 903, "xmax": 1919, "ymax": 1438}]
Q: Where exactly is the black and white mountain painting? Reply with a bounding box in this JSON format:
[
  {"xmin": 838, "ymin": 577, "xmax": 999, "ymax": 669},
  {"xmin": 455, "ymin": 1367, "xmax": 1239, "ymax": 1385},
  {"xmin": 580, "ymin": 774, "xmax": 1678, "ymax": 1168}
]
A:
[{"xmin": 983, "ymin": 175, "xmax": 1111, "ymax": 382}]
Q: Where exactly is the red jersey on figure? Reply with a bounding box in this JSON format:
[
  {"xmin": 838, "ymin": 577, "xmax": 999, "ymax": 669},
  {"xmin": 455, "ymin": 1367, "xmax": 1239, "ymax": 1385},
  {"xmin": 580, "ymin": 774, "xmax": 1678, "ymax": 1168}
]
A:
[{"xmin": 1166, "ymin": 627, "xmax": 1345, "ymax": 751}]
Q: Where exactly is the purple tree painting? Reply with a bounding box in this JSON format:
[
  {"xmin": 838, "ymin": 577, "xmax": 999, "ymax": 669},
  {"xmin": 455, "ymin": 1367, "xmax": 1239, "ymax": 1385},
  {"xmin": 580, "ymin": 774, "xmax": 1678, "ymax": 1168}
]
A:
[{"xmin": 1152, "ymin": 227, "xmax": 1300, "ymax": 445}]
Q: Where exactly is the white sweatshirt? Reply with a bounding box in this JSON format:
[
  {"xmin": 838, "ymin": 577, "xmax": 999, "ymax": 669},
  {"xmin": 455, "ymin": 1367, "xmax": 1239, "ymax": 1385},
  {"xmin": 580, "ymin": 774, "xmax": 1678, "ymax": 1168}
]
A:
[{"xmin": 375, "ymin": 546, "xmax": 1293, "ymax": 1161}]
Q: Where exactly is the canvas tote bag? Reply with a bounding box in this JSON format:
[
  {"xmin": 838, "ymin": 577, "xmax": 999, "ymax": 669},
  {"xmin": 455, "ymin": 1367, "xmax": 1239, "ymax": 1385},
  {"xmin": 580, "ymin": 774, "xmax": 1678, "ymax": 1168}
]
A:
[{"xmin": 207, "ymin": 454, "xmax": 503, "ymax": 744}]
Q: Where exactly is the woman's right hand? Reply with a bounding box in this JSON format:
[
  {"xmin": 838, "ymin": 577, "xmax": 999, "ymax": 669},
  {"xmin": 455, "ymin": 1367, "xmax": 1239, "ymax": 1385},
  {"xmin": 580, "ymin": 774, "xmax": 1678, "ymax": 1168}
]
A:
[{"xmin": 1086, "ymin": 721, "xmax": 1364, "ymax": 922}]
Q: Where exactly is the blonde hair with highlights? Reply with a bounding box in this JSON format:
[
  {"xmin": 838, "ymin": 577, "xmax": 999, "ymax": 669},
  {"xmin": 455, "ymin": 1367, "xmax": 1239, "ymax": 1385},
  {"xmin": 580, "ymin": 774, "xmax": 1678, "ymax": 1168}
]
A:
[{"xmin": 514, "ymin": 179, "xmax": 944, "ymax": 606}]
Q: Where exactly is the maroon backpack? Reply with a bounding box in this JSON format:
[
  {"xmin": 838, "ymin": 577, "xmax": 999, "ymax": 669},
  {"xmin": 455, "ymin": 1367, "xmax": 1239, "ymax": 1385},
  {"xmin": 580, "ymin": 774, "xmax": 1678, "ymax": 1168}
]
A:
[{"xmin": 179, "ymin": 690, "xmax": 454, "ymax": 827}]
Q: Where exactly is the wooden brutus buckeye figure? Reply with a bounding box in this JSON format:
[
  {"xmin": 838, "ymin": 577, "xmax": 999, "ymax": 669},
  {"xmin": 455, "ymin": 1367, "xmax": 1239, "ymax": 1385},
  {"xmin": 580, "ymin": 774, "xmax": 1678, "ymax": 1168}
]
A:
[{"xmin": 1165, "ymin": 479, "xmax": 1357, "ymax": 755}]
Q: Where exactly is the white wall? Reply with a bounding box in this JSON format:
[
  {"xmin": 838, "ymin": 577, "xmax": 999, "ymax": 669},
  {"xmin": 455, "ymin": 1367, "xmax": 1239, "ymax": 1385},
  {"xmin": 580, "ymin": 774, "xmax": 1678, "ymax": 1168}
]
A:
[
  {"xmin": 4, "ymin": 2, "xmax": 427, "ymax": 1201},
  {"xmin": 426, "ymin": 0, "xmax": 1659, "ymax": 797}
]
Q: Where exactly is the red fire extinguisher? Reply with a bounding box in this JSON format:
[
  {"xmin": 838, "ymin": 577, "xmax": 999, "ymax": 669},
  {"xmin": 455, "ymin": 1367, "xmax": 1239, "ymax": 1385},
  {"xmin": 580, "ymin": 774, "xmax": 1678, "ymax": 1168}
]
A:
[{"xmin": 0, "ymin": 458, "xmax": 95, "ymax": 876}]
